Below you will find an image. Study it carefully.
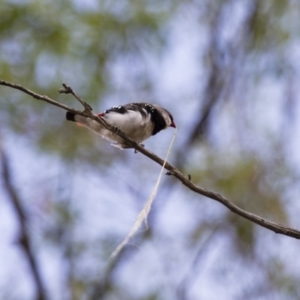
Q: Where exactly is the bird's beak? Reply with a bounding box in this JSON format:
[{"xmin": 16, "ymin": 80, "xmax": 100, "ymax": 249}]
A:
[{"xmin": 170, "ymin": 121, "xmax": 176, "ymax": 128}]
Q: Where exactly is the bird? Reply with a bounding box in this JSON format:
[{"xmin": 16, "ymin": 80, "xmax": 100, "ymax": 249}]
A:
[{"xmin": 66, "ymin": 102, "xmax": 176, "ymax": 148}]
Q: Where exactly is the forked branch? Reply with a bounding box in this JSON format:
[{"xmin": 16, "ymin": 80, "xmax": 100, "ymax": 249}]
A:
[{"xmin": 1, "ymin": 79, "xmax": 300, "ymax": 240}]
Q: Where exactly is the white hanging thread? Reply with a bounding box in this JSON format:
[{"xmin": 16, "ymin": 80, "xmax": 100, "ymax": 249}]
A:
[{"xmin": 109, "ymin": 128, "xmax": 177, "ymax": 260}]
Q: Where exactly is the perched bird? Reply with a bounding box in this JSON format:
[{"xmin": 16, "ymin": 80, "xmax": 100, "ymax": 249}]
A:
[{"xmin": 66, "ymin": 103, "xmax": 176, "ymax": 148}]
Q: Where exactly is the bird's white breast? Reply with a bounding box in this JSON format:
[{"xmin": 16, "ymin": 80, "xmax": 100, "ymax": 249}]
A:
[{"xmin": 104, "ymin": 110, "xmax": 153, "ymax": 142}]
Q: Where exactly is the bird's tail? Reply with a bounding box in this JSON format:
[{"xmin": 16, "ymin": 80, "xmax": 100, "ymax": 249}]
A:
[
  {"xmin": 66, "ymin": 112, "xmax": 105, "ymax": 136},
  {"xmin": 66, "ymin": 112, "xmax": 76, "ymax": 122}
]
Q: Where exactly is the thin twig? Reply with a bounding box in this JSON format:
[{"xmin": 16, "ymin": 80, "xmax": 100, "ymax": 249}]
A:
[
  {"xmin": 0, "ymin": 80, "xmax": 116, "ymax": 132},
  {"xmin": 1, "ymin": 79, "xmax": 300, "ymax": 240},
  {"xmin": 59, "ymin": 83, "xmax": 93, "ymax": 113},
  {"xmin": 1, "ymin": 148, "xmax": 47, "ymax": 300}
]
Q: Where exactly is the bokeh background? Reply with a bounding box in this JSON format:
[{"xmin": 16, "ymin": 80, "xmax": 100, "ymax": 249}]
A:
[{"xmin": 1, "ymin": 0, "xmax": 300, "ymax": 299}]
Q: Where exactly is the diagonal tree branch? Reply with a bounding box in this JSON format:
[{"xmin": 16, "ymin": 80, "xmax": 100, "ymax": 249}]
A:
[
  {"xmin": 1, "ymin": 79, "xmax": 300, "ymax": 240},
  {"xmin": 1, "ymin": 147, "xmax": 47, "ymax": 300}
]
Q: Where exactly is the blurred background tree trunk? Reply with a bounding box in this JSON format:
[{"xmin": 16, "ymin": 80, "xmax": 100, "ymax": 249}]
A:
[{"xmin": 1, "ymin": 0, "xmax": 300, "ymax": 299}]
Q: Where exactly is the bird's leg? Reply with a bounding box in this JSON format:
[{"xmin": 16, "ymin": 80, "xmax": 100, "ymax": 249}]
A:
[
  {"xmin": 134, "ymin": 144, "xmax": 144, "ymax": 154},
  {"xmin": 113, "ymin": 126, "xmax": 120, "ymax": 137}
]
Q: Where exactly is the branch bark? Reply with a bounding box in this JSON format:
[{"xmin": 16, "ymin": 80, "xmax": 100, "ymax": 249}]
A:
[{"xmin": 1, "ymin": 79, "xmax": 300, "ymax": 240}]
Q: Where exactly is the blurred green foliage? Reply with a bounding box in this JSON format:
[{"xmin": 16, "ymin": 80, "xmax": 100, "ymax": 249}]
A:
[{"xmin": 1, "ymin": 0, "xmax": 300, "ymax": 299}]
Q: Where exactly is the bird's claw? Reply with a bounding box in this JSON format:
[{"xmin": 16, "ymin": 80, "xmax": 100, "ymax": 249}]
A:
[{"xmin": 134, "ymin": 144, "xmax": 144, "ymax": 154}]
